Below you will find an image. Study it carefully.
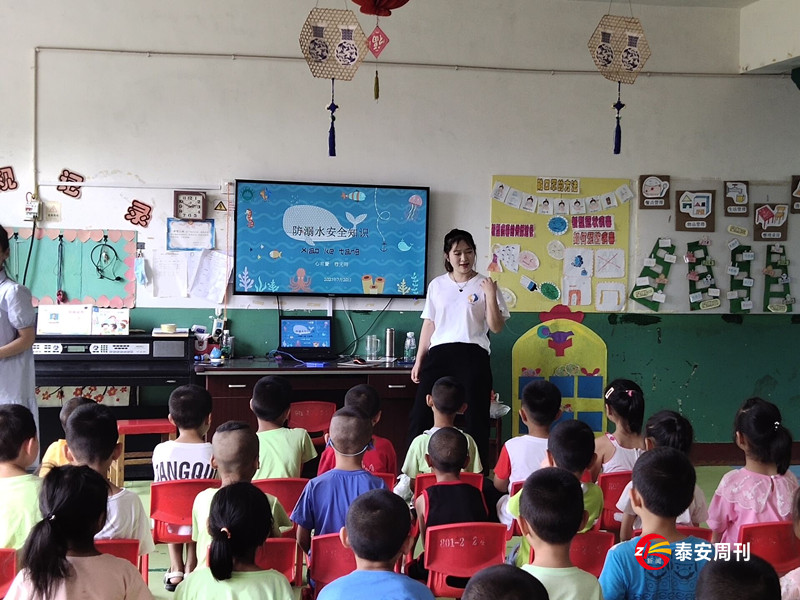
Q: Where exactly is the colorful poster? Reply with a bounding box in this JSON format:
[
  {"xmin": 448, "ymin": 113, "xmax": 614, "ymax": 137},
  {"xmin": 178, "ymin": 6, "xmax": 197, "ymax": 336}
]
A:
[{"xmin": 490, "ymin": 175, "xmax": 631, "ymax": 312}]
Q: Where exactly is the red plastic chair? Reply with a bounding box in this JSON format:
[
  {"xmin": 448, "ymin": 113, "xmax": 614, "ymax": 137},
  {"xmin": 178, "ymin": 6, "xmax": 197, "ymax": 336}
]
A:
[
  {"xmin": 569, "ymin": 530, "xmax": 615, "ymax": 577},
  {"xmin": 308, "ymin": 532, "xmax": 357, "ymax": 598},
  {"xmin": 507, "ymin": 480, "xmax": 524, "ymax": 539},
  {"xmin": 413, "ymin": 471, "xmax": 484, "ymax": 499},
  {"xmin": 593, "ymin": 471, "xmax": 632, "ymax": 537},
  {"xmin": 423, "ymin": 522, "xmax": 507, "ymax": 598},
  {"xmin": 634, "ymin": 525, "xmax": 713, "ymax": 542},
  {"xmin": 288, "ymin": 401, "xmax": 337, "ymax": 451},
  {"xmin": 252, "ymin": 478, "xmax": 309, "ymax": 538},
  {"xmin": 150, "ymin": 479, "xmax": 221, "ymax": 544},
  {"xmin": 738, "ymin": 521, "xmax": 800, "ymax": 576},
  {"xmin": 374, "ymin": 472, "xmax": 397, "ymax": 490},
  {"xmin": 255, "ymin": 537, "xmax": 304, "ymax": 586},
  {"xmin": 0, "ymin": 548, "xmax": 16, "ymax": 598},
  {"xmin": 95, "ymin": 538, "xmax": 149, "ymax": 582}
]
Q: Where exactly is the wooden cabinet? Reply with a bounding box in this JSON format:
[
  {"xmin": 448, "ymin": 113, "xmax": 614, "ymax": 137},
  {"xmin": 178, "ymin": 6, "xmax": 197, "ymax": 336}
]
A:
[{"xmin": 201, "ymin": 362, "xmax": 417, "ymax": 472}]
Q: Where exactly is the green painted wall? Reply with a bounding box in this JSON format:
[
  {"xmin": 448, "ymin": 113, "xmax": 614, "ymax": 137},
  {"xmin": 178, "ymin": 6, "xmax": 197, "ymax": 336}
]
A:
[{"xmin": 131, "ymin": 308, "xmax": 800, "ymax": 443}]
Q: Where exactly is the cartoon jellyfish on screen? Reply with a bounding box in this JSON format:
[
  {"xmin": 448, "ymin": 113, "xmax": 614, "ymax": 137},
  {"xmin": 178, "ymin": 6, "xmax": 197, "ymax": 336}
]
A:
[{"xmin": 405, "ymin": 194, "xmax": 423, "ymax": 222}]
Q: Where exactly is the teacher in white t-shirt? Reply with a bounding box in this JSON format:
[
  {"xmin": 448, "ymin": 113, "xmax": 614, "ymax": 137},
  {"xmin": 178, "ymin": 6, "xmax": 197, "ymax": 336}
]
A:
[{"xmin": 409, "ymin": 228, "xmax": 510, "ymax": 469}]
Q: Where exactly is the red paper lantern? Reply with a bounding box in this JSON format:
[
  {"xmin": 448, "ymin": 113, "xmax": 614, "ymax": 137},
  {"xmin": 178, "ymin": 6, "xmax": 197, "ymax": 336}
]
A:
[{"xmin": 351, "ymin": 0, "xmax": 410, "ymax": 17}]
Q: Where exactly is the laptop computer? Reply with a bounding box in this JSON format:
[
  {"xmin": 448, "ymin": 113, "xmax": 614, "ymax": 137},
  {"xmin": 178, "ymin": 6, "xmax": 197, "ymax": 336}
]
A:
[{"xmin": 278, "ymin": 316, "xmax": 338, "ymax": 363}]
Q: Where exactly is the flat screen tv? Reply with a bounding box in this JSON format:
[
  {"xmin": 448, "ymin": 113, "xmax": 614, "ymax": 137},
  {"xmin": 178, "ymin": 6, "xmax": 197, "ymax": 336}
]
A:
[{"xmin": 233, "ymin": 180, "xmax": 429, "ymax": 298}]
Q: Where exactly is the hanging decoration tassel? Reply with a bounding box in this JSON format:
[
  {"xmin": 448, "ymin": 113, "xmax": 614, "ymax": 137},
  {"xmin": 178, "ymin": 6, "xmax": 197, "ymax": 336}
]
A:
[
  {"xmin": 374, "ymin": 69, "xmax": 380, "ymax": 100},
  {"xmin": 327, "ymin": 78, "xmax": 338, "ymax": 157},
  {"xmin": 613, "ymin": 81, "xmax": 625, "ymax": 155}
]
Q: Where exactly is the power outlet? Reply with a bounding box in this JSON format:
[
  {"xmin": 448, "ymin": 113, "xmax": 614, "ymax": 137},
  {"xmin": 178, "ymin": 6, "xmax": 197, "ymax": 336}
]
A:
[{"xmin": 24, "ymin": 197, "xmax": 41, "ymax": 221}]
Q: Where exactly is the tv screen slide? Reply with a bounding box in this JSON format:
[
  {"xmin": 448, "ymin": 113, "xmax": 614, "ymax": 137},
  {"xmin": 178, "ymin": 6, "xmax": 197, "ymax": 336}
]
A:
[{"xmin": 233, "ymin": 180, "xmax": 430, "ymax": 298}]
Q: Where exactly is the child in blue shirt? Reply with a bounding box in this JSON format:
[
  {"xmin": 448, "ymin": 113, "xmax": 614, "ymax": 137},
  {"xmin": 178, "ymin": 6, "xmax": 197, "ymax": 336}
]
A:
[
  {"xmin": 318, "ymin": 489, "xmax": 433, "ymax": 600},
  {"xmin": 599, "ymin": 446, "xmax": 707, "ymax": 600}
]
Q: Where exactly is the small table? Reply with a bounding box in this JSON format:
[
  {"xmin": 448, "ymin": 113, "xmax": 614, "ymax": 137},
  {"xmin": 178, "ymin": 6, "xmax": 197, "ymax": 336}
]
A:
[{"xmin": 109, "ymin": 418, "xmax": 176, "ymax": 487}]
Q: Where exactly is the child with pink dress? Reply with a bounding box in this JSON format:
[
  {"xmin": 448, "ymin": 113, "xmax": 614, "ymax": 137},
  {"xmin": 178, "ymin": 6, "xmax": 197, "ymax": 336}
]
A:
[
  {"xmin": 780, "ymin": 488, "xmax": 800, "ymax": 599},
  {"xmin": 707, "ymin": 397, "xmax": 798, "ymax": 545}
]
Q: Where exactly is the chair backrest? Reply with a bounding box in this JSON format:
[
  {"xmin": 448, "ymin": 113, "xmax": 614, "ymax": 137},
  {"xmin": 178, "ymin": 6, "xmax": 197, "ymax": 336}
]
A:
[
  {"xmin": 95, "ymin": 538, "xmax": 139, "ymax": 567},
  {"xmin": 569, "ymin": 530, "xmax": 616, "ymax": 577},
  {"xmin": 287, "ymin": 401, "xmax": 337, "ymax": 435},
  {"xmin": 676, "ymin": 526, "xmax": 712, "ymax": 542},
  {"xmin": 594, "ymin": 471, "xmax": 632, "ymax": 532},
  {"xmin": 373, "ymin": 472, "xmax": 397, "ymax": 490},
  {"xmin": 739, "ymin": 521, "xmax": 800, "ymax": 576},
  {"xmin": 150, "ymin": 478, "xmax": 221, "ymax": 544},
  {"xmin": 255, "ymin": 537, "xmax": 303, "ymax": 586},
  {"xmin": 0, "ymin": 548, "xmax": 16, "ymax": 598},
  {"xmin": 507, "ymin": 480, "xmax": 524, "ymax": 538},
  {"xmin": 414, "ymin": 471, "xmax": 484, "ymax": 500},
  {"xmin": 251, "ymin": 478, "xmax": 309, "ymax": 517},
  {"xmin": 424, "ymin": 522, "xmax": 507, "ymax": 598},
  {"xmin": 309, "ymin": 532, "xmax": 357, "ymax": 597}
]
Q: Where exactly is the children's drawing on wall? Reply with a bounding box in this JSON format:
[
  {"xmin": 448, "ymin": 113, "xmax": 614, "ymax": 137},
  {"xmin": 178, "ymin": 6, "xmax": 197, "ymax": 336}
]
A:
[
  {"xmin": 753, "ymin": 203, "xmax": 788, "ymax": 242},
  {"xmin": 510, "ymin": 305, "xmax": 607, "ymax": 436},
  {"xmin": 490, "ymin": 175, "xmax": 632, "ymax": 312},
  {"xmin": 724, "ymin": 181, "xmax": 749, "ymax": 217},
  {"xmin": 676, "ymin": 190, "xmax": 715, "ymax": 232}
]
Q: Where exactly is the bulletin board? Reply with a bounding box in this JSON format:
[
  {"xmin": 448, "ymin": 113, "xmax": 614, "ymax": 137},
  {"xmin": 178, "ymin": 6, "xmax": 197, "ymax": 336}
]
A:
[
  {"xmin": 489, "ymin": 175, "xmax": 633, "ymax": 312},
  {"xmin": 4, "ymin": 227, "xmax": 136, "ymax": 307},
  {"xmin": 630, "ymin": 179, "xmax": 793, "ymax": 314}
]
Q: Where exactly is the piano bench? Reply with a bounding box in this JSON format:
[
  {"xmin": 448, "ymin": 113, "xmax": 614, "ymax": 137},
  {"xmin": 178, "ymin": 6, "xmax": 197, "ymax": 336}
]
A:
[{"xmin": 108, "ymin": 418, "xmax": 176, "ymax": 487}]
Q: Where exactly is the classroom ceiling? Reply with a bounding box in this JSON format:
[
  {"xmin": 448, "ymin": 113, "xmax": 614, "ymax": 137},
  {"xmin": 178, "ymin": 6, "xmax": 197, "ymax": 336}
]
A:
[{"xmin": 567, "ymin": 0, "xmax": 755, "ymax": 8}]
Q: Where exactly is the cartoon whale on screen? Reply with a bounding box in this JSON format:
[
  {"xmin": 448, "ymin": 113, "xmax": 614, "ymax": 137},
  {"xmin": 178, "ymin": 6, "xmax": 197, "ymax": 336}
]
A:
[{"xmin": 282, "ymin": 205, "xmax": 367, "ymax": 246}]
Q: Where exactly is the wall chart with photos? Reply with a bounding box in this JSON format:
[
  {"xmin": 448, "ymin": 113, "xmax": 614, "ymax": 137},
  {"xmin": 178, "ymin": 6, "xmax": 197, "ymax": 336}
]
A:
[{"xmin": 489, "ymin": 175, "xmax": 633, "ymax": 313}]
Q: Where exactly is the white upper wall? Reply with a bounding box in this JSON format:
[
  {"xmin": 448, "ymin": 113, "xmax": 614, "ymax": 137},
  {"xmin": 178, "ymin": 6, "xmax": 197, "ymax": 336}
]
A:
[
  {"xmin": 740, "ymin": 0, "xmax": 800, "ymax": 73},
  {"xmin": 0, "ymin": 1, "xmax": 798, "ymax": 309}
]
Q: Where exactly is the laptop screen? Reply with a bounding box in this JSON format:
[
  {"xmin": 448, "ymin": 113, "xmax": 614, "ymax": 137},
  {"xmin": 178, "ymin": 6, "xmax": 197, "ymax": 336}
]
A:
[{"xmin": 278, "ymin": 316, "xmax": 334, "ymax": 360}]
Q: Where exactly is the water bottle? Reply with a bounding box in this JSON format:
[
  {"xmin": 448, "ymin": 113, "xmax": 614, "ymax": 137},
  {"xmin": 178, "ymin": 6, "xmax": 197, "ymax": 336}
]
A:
[
  {"xmin": 220, "ymin": 330, "xmax": 232, "ymax": 358},
  {"xmin": 404, "ymin": 331, "xmax": 417, "ymax": 362}
]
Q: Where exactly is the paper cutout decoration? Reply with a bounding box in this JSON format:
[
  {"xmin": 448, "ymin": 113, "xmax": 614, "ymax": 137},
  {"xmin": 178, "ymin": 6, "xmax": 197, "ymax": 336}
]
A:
[
  {"xmin": 519, "ymin": 250, "xmax": 540, "ymax": 271},
  {"xmin": 299, "ymin": 8, "xmax": 367, "ymax": 155},
  {"xmin": 639, "ymin": 175, "xmax": 670, "ymax": 209},
  {"xmin": 630, "ymin": 238, "xmax": 676, "ymax": 312},
  {"xmin": 588, "ymin": 15, "xmax": 650, "ymax": 154},
  {"xmin": 791, "ymin": 176, "xmax": 800, "ymax": 214},
  {"xmin": 511, "ymin": 305, "xmax": 608, "ymax": 436},
  {"xmin": 754, "ymin": 203, "xmax": 789, "ymax": 242},
  {"xmin": 724, "ymin": 181, "xmax": 749, "ymax": 217},
  {"xmin": 57, "ymin": 169, "xmax": 85, "ymax": 198},
  {"xmin": 352, "ymin": 1, "xmax": 409, "ymax": 99},
  {"xmin": 676, "ymin": 190, "xmax": 715, "ymax": 232},
  {"xmin": 0, "ymin": 166, "xmax": 18, "ymax": 192},
  {"xmin": 123, "ymin": 200, "xmax": 152, "ymax": 228},
  {"xmin": 685, "ymin": 241, "xmax": 719, "ymax": 311},
  {"xmin": 728, "ymin": 244, "xmax": 753, "ymax": 314},
  {"xmin": 763, "ymin": 244, "xmax": 793, "ymax": 313}
]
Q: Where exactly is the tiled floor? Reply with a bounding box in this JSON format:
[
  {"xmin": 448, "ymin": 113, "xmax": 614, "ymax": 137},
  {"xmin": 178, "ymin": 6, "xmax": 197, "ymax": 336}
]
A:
[{"xmin": 129, "ymin": 466, "xmax": 732, "ymax": 597}]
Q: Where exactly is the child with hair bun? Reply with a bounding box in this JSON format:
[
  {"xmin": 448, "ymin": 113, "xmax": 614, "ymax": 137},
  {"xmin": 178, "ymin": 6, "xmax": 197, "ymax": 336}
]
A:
[
  {"xmin": 708, "ymin": 397, "xmax": 798, "ymax": 544},
  {"xmin": 177, "ymin": 481, "xmax": 292, "ymax": 600},
  {"xmin": 591, "ymin": 378, "xmax": 646, "ymax": 480},
  {"xmin": 6, "ymin": 465, "xmax": 152, "ymax": 600}
]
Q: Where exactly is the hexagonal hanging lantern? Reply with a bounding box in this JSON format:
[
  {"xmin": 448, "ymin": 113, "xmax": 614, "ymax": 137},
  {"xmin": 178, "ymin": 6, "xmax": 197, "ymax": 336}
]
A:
[
  {"xmin": 300, "ymin": 7, "xmax": 367, "ymax": 81},
  {"xmin": 588, "ymin": 14, "xmax": 650, "ymax": 85}
]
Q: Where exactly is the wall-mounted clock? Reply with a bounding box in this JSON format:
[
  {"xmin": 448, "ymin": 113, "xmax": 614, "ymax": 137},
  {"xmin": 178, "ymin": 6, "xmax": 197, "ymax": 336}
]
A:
[{"xmin": 174, "ymin": 191, "xmax": 206, "ymax": 220}]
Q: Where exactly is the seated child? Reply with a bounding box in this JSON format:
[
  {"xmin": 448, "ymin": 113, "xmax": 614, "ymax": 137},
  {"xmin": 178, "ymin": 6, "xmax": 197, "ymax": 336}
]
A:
[
  {"xmin": 408, "ymin": 427, "xmax": 489, "ymax": 580},
  {"xmin": 508, "ymin": 419, "xmax": 602, "ymax": 567},
  {"xmin": 599, "ymin": 447, "xmax": 707, "ymax": 600},
  {"xmin": 0, "ymin": 405, "xmax": 42, "ymax": 551},
  {"xmin": 6, "ymin": 465, "xmax": 153, "ymax": 600},
  {"xmin": 780, "ymin": 487, "xmax": 800, "ymax": 599},
  {"xmin": 39, "ymin": 395, "xmax": 93, "ymax": 477},
  {"xmin": 318, "ymin": 384, "xmax": 397, "ymax": 476},
  {"xmin": 317, "ymin": 489, "xmax": 434, "ymax": 600},
  {"xmin": 152, "ymin": 384, "xmax": 215, "ymax": 591},
  {"xmin": 177, "ymin": 482, "xmax": 293, "ymax": 600},
  {"xmin": 65, "ymin": 403, "xmax": 154, "ymax": 556},
  {"xmin": 249, "ymin": 375, "xmax": 317, "ymax": 480},
  {"xmin": 402, "ymin": 377, "xmax": 482, "ymax": 489},
  {"xmin": 618, "ymin": 410, "xmax": 708, "ymax": 541},
  {"xmin": 192, "ymin": 421, "xmax": 292, "ymax": 568},
  {"xmin": 462, "ymin": 564, "xmax": 549, "ymax": 600},
  {"xmin": 698, "ymin": 555, "xmax": 779, "ymax": 600},
  {"xmin": 518, "ymin": 467, "xmax": 602, "ymax": 600},
  {"xmin": 591, "ymin": 378, "xmax": 646, "ymax": 481},
  {"xmin": 493, "ymin": 380, "xmax": 562, "ymax": 494},
  {"xmin": 291, "ymin": 407, "xmax": 386, "ymax": 554}
]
